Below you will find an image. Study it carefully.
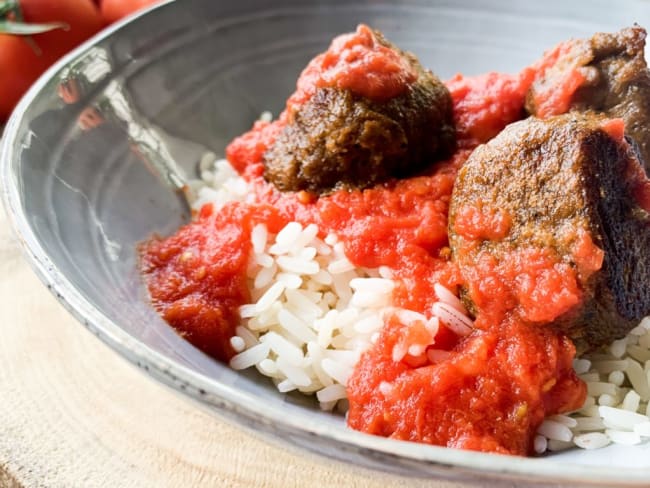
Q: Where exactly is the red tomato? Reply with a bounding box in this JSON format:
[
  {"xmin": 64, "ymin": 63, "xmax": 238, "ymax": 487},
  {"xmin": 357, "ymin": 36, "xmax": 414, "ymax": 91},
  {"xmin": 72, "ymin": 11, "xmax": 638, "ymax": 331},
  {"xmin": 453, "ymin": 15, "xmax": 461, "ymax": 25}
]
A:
[
  {"xmin": 100, "ymin": 0, "xmax": 162, "ymax": 24},
  {"xmin": 0, "ymin": 0, "xmax": 104, "ymax": 121}
]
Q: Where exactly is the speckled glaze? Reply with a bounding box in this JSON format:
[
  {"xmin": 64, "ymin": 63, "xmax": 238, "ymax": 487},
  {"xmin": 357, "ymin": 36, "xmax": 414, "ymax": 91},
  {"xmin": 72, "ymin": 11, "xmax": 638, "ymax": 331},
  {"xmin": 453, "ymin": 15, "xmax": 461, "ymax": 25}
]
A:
[{"xmin": 3, "ymin": 1, "xmax": 650, "ymax": 485}]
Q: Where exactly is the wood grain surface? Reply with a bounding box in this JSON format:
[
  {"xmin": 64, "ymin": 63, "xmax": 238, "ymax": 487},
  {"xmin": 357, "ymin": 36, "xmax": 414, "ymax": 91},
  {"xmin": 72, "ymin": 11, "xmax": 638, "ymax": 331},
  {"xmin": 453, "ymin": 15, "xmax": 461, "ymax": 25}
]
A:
[{"xmin": 0, "ymin": 206, "xmax": 497, "ymax": 488}]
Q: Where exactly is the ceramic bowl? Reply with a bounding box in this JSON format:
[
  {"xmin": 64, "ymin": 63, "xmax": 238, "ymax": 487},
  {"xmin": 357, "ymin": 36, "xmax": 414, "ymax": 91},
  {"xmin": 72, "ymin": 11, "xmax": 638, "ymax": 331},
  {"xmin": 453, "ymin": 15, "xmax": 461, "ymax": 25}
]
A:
[{"xmin": 3, "ymin": 0, "xmax": 650, "ymax": 485}]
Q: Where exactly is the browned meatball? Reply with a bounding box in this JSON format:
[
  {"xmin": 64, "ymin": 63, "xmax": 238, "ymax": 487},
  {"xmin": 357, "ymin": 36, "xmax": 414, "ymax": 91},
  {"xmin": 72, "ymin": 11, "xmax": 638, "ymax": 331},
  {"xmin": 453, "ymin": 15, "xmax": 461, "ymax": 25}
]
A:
[
  {"xmin": 526, "ymin": 26, "xmax": 650, "ymax": 172},
  {"xmin": 264, "ymin": 32, "xmax": 455, "ymax": 194},
  {"xmin": 449, "ymin": 113, "xmax": 650, "ymax": 353}
]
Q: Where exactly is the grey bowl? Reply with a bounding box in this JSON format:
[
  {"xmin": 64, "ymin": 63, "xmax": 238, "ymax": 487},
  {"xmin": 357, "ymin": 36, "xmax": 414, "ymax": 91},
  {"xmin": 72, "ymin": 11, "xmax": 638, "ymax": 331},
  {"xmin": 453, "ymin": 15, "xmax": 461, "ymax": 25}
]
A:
[{"xmin": 3, "ymin": 0, "xmax": 650, "ymax": 486}]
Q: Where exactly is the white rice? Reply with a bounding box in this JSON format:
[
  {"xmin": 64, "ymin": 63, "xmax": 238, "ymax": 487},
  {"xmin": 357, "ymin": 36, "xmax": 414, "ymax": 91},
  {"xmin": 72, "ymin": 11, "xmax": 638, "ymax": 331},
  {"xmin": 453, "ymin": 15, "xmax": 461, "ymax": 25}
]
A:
[
  {"xmin": 194, "ymin": 152, "xmax": 650, "ymax": 452},
  {"xmin": 229, "ymin": 218, "xmax": 409, "ymax": 409},
  {"xmin": 534, "ymin": 316, "xmax": 650, "ymax": 453}
]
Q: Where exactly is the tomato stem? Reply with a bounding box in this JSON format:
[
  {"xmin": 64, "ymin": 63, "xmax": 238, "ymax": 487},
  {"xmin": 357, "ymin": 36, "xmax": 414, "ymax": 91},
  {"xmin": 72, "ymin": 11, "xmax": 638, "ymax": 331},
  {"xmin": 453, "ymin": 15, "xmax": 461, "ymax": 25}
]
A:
[
  {"xmin": 0, "ymin": 20, "xmax": 68, "ymax": 35},
  {"xmin": 0, "ymin": 0, "xmax": 69, "ymax": 36}
]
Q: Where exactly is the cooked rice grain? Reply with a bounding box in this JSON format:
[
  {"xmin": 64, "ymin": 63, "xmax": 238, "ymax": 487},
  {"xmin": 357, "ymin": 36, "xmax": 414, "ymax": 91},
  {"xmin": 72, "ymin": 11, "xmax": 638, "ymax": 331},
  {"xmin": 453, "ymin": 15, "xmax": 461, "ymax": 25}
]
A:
[
  {"xmin": 535, "ymin": 319, "xmax": 650, "ymax": 452},
  {"xmin": 228, "ymin": 217, "xmax": 401, "ymax": 410}
]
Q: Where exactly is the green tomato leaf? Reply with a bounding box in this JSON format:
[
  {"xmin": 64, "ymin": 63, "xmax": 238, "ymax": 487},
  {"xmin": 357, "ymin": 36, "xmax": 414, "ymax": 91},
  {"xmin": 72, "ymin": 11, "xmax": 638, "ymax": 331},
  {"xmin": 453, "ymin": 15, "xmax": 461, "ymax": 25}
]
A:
[
  {"xmin": 0, "ymin": 0, "xmax": 21, "ymax": 21},
  {"xmin": 0, "ymin": 1, "xmax": 19, "ymax": 18},
  {"xmin": 0, "ymin": 20, "xmax": 68, "ymax": 35}
]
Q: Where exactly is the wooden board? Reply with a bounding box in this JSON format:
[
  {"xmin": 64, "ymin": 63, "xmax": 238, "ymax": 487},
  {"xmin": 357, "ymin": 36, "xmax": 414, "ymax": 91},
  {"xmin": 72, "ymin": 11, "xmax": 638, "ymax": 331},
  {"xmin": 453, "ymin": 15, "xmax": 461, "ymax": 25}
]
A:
[{"xmin": 0, "ymin": 207, "xmax": 489, "ymax": 488}]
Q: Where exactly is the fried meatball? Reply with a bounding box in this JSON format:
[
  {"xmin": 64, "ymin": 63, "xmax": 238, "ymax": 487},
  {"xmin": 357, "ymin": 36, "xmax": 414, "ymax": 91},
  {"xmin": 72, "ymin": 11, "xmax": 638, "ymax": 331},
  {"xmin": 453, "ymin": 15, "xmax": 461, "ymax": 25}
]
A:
[
  {"xmin": 449, "ymin": 113, "xmax": 650, "ymax": 353},
  {"xmin": 526, "ymin": 26, "xmax": 650, "ymax": 172},
  {"xmin": 263, "ymin": 28, "xmax": 455, "ymax": 194}
]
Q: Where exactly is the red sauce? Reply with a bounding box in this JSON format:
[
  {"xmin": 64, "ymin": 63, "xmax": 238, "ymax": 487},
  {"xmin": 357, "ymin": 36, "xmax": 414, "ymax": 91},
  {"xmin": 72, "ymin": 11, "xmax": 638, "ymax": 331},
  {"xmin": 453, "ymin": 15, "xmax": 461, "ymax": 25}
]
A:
[
  {"xmin": 225, "ymin": 118, "xmax": 286, "ymax": 179},
  {"xmin": 315, "ymin": 156, "xmax": 463, "ymax": 313},
  {"xmin": 599, "ymin": 117, "xmax": 626, "ymax": 142},
  {"xmin": 287, "ymin": 24, "xmax": 418, "ymax": 109},
  {"xmin": 140, "ymin": 202, "xmax": 289, "ymax": 361},
  {"xmin": 252, "ymin": 153, "xmax": 467, "ymax": 314},
  {"xmin": 141, "ymin": 34, "xmax": 595, "ymax": 456},
  {"xmin": 348, "ymin": 230, "xmax": 589, "ymax": 455},
  {"xmin": 459, "ymin": 247, "xmax": 583, "ymax": 327},
  {"xmin": 453, "ymin": 203, "xmax": 512, "ymax": 241},
  {"xmin": 347, "ymin": 315, "xmax": 584, "ymax": 455},
  {"xmin": 572, "ymin": 230, "xmax": 605, "ymax": 278},
  {"xmin": 446, "ymin": 70, "xmax": 533, "ymax": 148},
  {"xmin": 528, "ymin": 41, "xmax": 587, "ymax": 118}
]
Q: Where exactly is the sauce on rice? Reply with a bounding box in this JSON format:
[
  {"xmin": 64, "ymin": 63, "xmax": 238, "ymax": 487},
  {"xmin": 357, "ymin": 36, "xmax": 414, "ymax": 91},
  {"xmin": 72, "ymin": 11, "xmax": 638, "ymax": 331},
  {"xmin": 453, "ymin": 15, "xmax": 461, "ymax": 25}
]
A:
[{"xmin": 347, "ymin": 316, "xmax": 584, "ymax": 455}]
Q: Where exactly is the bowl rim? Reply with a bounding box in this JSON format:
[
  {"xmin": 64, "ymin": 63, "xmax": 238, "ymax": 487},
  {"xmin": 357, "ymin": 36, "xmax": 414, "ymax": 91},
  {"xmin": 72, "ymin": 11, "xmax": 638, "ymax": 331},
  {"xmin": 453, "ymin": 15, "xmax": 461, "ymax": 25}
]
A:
[{"xmin": 2, "ymin": 1, "xmax": 650, "ymax": 485}]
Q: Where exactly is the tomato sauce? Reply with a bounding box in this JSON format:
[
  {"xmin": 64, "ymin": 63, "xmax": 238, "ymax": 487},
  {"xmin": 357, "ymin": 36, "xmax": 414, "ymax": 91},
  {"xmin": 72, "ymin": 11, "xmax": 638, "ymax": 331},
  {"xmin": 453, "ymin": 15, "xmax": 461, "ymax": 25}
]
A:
[
  {"xmin": 226, "ymin": 118, "xmax": 286, "ymax": 180},
  {"xmin": 456, "ymin": 246, "xmax": 583, "ymax": 327},
  {"xmin": 453, "ymin": 203, "xmax": 512, "ymax": 241},
  {"xmin": 527, "ymin": 41, "xmax": 587, "ymax": 119},
  {"xmin": 141, "ymin": 29, "xmax": 593, "ymax": 456},
  {"xmin": 446, "ymin": 70, "xmax": 533, "ymax": 147},
  {"xmin": 248, "ymin": 154, "xmax": 466, "ymax": 314},
  {"xmin": 140, "ymin": 202, "xmax": 289, "ymax": 361},
  {"xmin": 347, "ymin": 315, "xmax": 584, "ymax": 455},
  {"xmin": 287, "ymin": 24, "xmax": 418, "ymax": 110}
]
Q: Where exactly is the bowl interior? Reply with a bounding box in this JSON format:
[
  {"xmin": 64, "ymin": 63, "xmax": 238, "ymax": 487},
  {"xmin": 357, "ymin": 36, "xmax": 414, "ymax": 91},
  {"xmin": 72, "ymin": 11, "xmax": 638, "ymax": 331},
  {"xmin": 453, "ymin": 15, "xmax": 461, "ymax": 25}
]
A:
[{"xmin": 4, "ymin": 0, "xmax": 650, "ymax": 484}]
